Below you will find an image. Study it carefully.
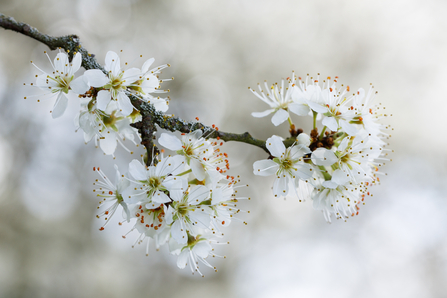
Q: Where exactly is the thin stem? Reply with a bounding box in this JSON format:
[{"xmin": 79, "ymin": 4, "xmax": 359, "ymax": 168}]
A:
[
  {"xmin": 313, "ymin": 111, "xmax": 317, "ymax": 130},
  {"xmin": 319, "ymin": 126, "xmax": 327, "ymax": 140},
  {"xmin": 287, "ymin": 117, "xmax": 293, "ymax": 127},
  {"xmin": 177, "ymin": 169, "xmax": 192, "ymax": 176}
]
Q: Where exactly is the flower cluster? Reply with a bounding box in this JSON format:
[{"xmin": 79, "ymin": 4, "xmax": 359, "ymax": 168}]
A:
[
  {"xmin": 93, "ymin": 130, "xmax": 248, "ymax": 276},
  {"xmin": 28, "ymin": 48, "xmax": 391, "ymax": 277},
  {"xmin": 29, "ymin": 50, "xmax": 170, "ymax": 156},
  {"xmin": 252, "ymin": 73, "xmax": 392, "ymax": 222},
  {"xmin": 29, "ymin": 50, "xmax": 250, "ymax": 276}
]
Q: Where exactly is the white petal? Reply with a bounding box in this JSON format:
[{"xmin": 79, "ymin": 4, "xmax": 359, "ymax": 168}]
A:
[
  {"xmin": 289, "ymin": 144, "xmax": 311, "ymax": 158},
  {"xmin": 84, "ymin": 69, "xmax": 109, "ymax": 87},
  {"xmin": 155, "ymin": 156, "xmax": 174, "ymax": 176},
  {"xmin": 128, "ymin": 159, "xmax": 148, "ymax": 181},
  {"xmin": 165, "ymin": 206, "xmax": 175, "ymax": 224},
  {"xmin": 322, "ymin": 116, "xmax": 338, "ymax": 131},
  {"xmin": 152, "ymin": 190, "xmax": 172, "ymax": 204},
  {"xmin": 122, "ymin": 185, "xmax": 146, "ymax": 204},
  {"xmin": 251, "ymin": 109, "xmax": 274, "ymax": 118},
  {"xmin": 291, "ymin": 86, "xmax": 306, "ymax": 101},
  {"xmin": 340, "ymin": 120, "xmax": 358, "ymax": 136},
  {"xmin": 96, "ymin": 90, "xmax": 111, "ymax": 111},
  {"xmin": 322, "ymin": 180, "xmax": 338, "ymax": 189},
  {"xmin": 158, "ymin": 133, "xmax": 182, "ymax": 151},
  {"xmin": 311, "ymin": 148, "xmax": 338, "ymax": 166},
  {"xmin": 163, "ymin": 176, "xmax": 187, "ymax": 195},
  {"xmin": 123, "ymin": 68, "xmax": 141, "ymax": 84},
  {"xmin": 288, "ymin": 102, "xmax": 310, "ymax": 116},
  {"xmin": 171, "ymin": 220, "xmax": 187, "ymax": 244},
  {"xmin": 70, "ymin": 76, "xmax": 89, "ymax": 94},
  {"xmin": 295, "ymin": 163, "xmax": 314, "ymax": 180},
  {"xmin": 253, "ymin": 160, "xmax": 278, "ymax": 176},
  {"xmin": 99, "ymin": 130, "xmax": 117, "ymax": 155},
  {"xmin": 205, "ymin": 168, "xmax": 224, "ymax": 187},
  {"xmin": 83, "ymin": 130, "xmax": 95, "ymax": 143},
  {"xmin": 188, "ymin": 185, "xmax": 210, "ymax": 204},
  {"xmin": 189, "ymin": 209, "xmax": 211, "ymax": 229},
  {"xmin": 70, "ymin": 52, "xmax": 82, "ymax": 74},
  {"xmin": 271, "ymin": 109, "xmax": 289, "ymax": 126},
  {"xmin": 266, "ymin": 135, "xmax": 286, "ymax": 157},
  {"xmin": 151, "ymin": 98, "xmax": 169, "ymax": 112},
  {"xmin": 190, "ymin": 129, "xmax": 203, "ymax": 140},
  {"xmin": 338, "ymin": 137, "xmax": 349, "ymax": 152},
  {"xmin": 54, "ymin": 53, "xmax": 68, "ymax": 72},
  {"xmin": 117, "ymin": 92, "xmax": 133, "ymax": 116},
  {"xmin": 190, "ymin": 158, "xmax": 206, "ymax": 181},
  {"xmin": 142, "ymin": 74, "xmax": 160, "ymax": 88},
  {"xmin": 177, "ymin": 249, "xmax": 189, "ymax": 268},
  {"xmin": 273, "ymin": 175, "xmax": 288, "ymax": 197},
  {"xmin": 168, "ymin": 155, "xmax": 187, "ymax": 176},
  {"xmin": 52, "ymin": 93, "xmax": 68, "ymax": 119},
  {"xmin": 193, "ymin": 241, "xmax": 212, "ymax": 258},
  {"xmin": 331, "ymin": 169, "xmax": 350, "ymax": 186},
  {"xmin": 307, "ymin": 101, "xmax": 328, "ymax": 113},
  {"xmin": 142, "ymin": 58, "xmax": 155, "ymax": 73},
  {"xmin": 105, "ymin": 51, "xmax": 120, "ymax": 76}
]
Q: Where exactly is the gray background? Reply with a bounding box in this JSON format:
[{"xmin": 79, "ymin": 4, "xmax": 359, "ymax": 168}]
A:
[{"xmin": 0, "ymin": 0, "xmax": 446, "ymax": 297}]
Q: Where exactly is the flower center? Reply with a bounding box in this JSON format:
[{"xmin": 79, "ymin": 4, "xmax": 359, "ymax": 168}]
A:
[
  {"xmin": 149, "ymin": 177, "xmax": 162, "ymax": 189},
  {"xmin": 184, "ymin": 144, "xmax": 194, "ymax": 156},
  {"xmin": 178, "ymin": 203, "xmax": 190, "ymax": 216},
  {"xmin": 51, "ymin": 75, "xmax": 72, "ymax": 94},
  {"xmin": 281, "ymin": 158, "xmax": 293, "ymax": 170}
]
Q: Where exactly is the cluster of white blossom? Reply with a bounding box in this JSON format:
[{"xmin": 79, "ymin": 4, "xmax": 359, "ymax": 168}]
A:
[
  {"xmin": 93, "ymin": 129, "xmax": 248, "ymax": 276},
  {"xmin": 29, "ymin": 50, "xmax": 170, "ymax": 156},
  {"xmin": 251, "ymin": 73, "xmax": 392, "ymax": 222},
  {"xmin": 29, "ymin": 50, "xmax": 249, "ymax": 276},
  {"xmin": 28, "ymin": 49, "xmax": 391, "ymax": 275}
]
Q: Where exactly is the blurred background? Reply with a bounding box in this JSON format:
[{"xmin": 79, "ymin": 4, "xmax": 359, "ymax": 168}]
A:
[{"xmin": 0, "ymin": 0, "xmax": 446, "ymax": 297}]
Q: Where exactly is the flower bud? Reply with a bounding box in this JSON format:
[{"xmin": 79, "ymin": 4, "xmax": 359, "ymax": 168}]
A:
[{"xmin": 296, "ymin": 133, "xmax": 311, "ymax": 147}]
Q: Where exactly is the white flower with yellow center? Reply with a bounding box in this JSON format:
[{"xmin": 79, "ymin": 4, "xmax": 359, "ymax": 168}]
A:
[
  {"xmin": 176, "ymin": 235, "xmax": 216, "ymax": 276},
  {"xmin": 352, "ymin": 87, "xmax": 390, "ymax": 145},
  {"xmin": 75, "ymin": 100, "xmax": 139, "ymax": 156},
  {"xmin": 311, "ymin": 170, "xmax": 360, "ymax": 222},
  {"xmin": 253, "ymin": 135, "xmax": 313, "ymax": 198},
  {"xmin": 334, "ymin": 132, "xmax": 381, "ymax": 184},
  {"xmin": 93, "ymin": 165, "xmax": 130, "ymax": 230},
  {"xmin": 33, "ymin": 51, "xmax": 88, "ymax": 118},
  {"xmin": 122, "ymin": 156, "xmax": 186, "ymax": 208},
  {"xmin": 166, "ymin": 185, "xmax": 211, "ymax": 244},
  {"xmin": 84, "ymin": 51, "xmax": 141, "ymax": 116},
  {"xmin": 129, "ymin": 57, "xmax": 171, "ymax": 112},
  {"xmin": 159, "ymin": 130, "xmax": 215, "ymax": 181},
  {"xmin": 250, "ymin": 76, "xmax": 309, "ymax": 126}
]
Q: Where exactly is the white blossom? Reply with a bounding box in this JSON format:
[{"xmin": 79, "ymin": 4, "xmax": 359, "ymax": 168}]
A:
[
  {"xmin": 253, "ymin": 135, "xmax": 313, "ymax": 198},
  {"xmin": 83, "ymin": 51, "xmax": 141, "ymax": 116},
  {"xmin": 175, "ymin": 235, "xmax": 221, "ymax": 276},
  {"xmin": 130, "ymin": 57, "xmax": 171, "ymax": 112},
  {"xmin": 158, "ymin": 130, "xmax": 226, "ymax": 185},
  {"xmin": 311, "ymin": 170, "xmax": 361, "ymax": 222},
  {"xmin": 250, "ymin": 75, "xmax": 309, "ymax": 126},
  {"xmin": 166, "ymin": 185, "xmax": 211, "ymax": 244},
  {"xmin": 32, "ymin": 51, "xmax": 88, "ymax": 118},
  {"xmin": 75, "ymin": 100, "xmax": 139, "ymax": 156},
  {"xmin": 93, "ymin": 165, "xmax": 130, "ymax": 230},
  {"xmin": 122, "ymin": 156, "xmax": 186, "ymax": 208}
]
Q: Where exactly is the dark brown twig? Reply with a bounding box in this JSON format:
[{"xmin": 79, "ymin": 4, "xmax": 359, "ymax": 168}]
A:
[{"xmin": 0, "ymin": 12, "xmax": 272, "ymax": 160}]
